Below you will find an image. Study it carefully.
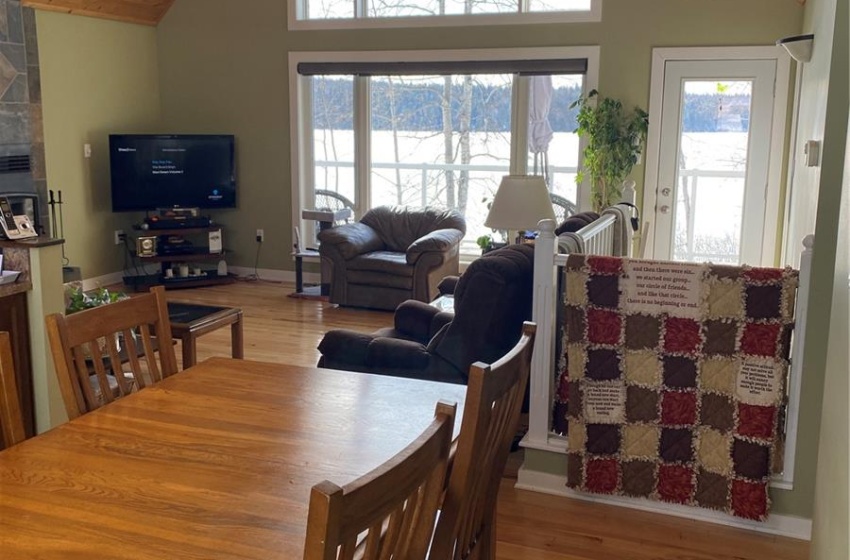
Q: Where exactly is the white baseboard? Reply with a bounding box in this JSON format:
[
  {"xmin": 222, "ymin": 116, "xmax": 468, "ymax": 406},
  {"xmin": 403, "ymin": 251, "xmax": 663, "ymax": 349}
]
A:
[
  {"xmin": 228, "ymin": 266, "xmax": 320, "ymax": 284},
  {"xmin": 515, "ymin": 467, "xmax": 812, "ymax": 541}
]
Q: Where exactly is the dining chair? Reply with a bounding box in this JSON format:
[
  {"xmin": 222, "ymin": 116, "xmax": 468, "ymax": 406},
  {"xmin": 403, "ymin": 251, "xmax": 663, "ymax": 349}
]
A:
[
  {"xmin": 303, "ymin": 401, "xmax": 456, "ymax": 560},
  {"xmin": 45, "ymin": 286, "xmax": 178, "ymax": 419},
  {"xmin": 429, "ymin": 322, "xmax": 536, "ymax": 560},
  {"xmin": 0, "ymin": 331, "xmax": 26, "ymax": 449}
]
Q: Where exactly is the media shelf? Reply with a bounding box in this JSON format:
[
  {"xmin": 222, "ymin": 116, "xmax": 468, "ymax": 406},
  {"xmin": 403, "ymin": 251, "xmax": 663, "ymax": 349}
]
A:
[{"xmin": 127, "ymin": 224, "xmax": 230, "ymax": 291}]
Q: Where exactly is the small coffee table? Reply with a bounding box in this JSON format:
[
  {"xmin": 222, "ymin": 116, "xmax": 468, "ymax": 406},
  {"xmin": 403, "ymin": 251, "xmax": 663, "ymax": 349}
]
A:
[{"xmin": 167, "ymin": 302, "xmax": 244, "ymax": 369}]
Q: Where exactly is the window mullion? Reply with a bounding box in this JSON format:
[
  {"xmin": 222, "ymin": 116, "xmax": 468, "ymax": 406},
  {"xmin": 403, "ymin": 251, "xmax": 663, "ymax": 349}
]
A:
[
  {"xmin": 519, "ymin": 0, "xmax": 529, "ymax": 13},
  {"xmin": 511, "ymin": 75, "xmax": 530, "ymax": 176},
  {"xmin": 354, "ymin": 76, "xmax": 371, "ymax": 215},
  {"xmin": 355, "ymin": 0, "xmax": 367, "ymax": 18}
]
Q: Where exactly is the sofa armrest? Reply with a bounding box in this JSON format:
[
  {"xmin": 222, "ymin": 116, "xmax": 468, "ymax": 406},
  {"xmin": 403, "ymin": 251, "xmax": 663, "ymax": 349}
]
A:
[
  {"xmin": 394, "ymin": 300, "xmax": 441, "ymax": 341},
  {"xmin": 366, "ymin": 338, "xmax": 431, "ymax": 370},
  {"xmin": 406, "ymin": 228, "xmax": 464, "ymax": 265},
  {"xmin": 318, "ymin": 223, "xmax": 384, "ymax": 260},
  {"xmin": 317, "ymin": 329, "xmax": 375, "ymax": 367},
  {"xmin": 437, "ymin": 276, "xmax": 460, "ymax": 296}
]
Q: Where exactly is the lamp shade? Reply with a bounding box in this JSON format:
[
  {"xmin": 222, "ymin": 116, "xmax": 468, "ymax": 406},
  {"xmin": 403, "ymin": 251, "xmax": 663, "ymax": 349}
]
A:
[{"xmin": 485, "ymin": 175, "xmax": 556, "ymax": 231}]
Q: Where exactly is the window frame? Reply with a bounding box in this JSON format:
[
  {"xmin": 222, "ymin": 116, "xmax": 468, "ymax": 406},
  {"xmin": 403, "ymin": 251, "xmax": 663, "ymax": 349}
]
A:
[
  {"xmin": 288, "ymin": 46, "xmax": 600, "ymax": 248},
  {"xmin": 287, "ymin": 0, "xmax": 602, "ymax": 30}
]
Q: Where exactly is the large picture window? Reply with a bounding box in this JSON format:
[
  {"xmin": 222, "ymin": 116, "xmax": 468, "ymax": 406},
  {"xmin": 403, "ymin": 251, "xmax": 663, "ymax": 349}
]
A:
[
  {"xmin": 290, "ymin": 48, "xmax": 600, "ymax": 257},
  {"xmin": 290, "ymin": 0, "xmax": 601, "ymax": 29}
]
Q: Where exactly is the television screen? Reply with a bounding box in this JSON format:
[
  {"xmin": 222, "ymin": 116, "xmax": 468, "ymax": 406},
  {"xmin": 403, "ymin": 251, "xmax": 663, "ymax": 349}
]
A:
[{"xmin": 109, "ymin": 134, "xmax": 236, "ymax": 212}]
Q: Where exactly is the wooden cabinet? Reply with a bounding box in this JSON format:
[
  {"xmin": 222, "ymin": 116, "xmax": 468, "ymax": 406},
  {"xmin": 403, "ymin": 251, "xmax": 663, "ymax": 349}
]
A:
[{"xmin": 0, "ymin": 291, "xmax": 33, "ymax": 439}]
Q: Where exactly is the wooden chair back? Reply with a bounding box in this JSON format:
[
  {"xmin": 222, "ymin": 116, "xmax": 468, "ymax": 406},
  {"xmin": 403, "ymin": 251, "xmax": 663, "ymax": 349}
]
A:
[
  {"xmin": 304, "ymin": 401, "xmax": 456, "ymax": 560},
  {"xmin": 429, "ymin": 322, "xmax": 536, "ymax": 560},
  {"xmin": 0, "ymin": 331, "xmax": 26, "ymax": 449},
  {"xmin": 45, "ymin": 286, "xmax": 178, "ymax": 419}
]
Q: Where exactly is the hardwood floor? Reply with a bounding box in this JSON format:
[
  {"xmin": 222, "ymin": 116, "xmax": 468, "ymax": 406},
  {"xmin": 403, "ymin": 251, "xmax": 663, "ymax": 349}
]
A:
[{"xmin": 142, "ymin": 279, "xmax": 810, "ymax": 560}]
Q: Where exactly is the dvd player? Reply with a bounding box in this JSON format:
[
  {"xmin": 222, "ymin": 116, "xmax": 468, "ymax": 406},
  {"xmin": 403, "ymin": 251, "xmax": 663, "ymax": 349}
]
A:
[{"xmin": 144, "ymin": 216, "xmax": 212, "ymax": 230}]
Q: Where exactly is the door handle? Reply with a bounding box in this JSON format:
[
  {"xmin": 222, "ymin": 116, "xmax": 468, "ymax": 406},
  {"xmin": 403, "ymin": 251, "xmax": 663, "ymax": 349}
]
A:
[
  {"xmin": 660, "ymin": 205, "xmax": 671, "ymax": 214},
  {"xmin": 661, "ymin": 187, "xmax": 672, "ymax": 197}
]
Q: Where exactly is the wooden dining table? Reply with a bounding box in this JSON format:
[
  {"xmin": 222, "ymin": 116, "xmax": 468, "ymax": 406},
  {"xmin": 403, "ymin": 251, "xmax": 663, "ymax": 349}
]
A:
[{"xmin": 0, "ymin": 358, "xmax": 467, "ymax": 558}]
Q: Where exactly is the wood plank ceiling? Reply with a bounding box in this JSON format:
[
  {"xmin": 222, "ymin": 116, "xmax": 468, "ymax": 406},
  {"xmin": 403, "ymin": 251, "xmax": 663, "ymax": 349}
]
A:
[{"xmin": 21, "ymin": 0, "xmax": 175, "ymax": 26}]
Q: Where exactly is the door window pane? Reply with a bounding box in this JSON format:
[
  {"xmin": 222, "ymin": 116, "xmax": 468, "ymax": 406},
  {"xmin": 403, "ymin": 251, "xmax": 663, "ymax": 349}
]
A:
[{"xmin": 673, "ymin": 80, "xmax": 752, "ymax": 264}]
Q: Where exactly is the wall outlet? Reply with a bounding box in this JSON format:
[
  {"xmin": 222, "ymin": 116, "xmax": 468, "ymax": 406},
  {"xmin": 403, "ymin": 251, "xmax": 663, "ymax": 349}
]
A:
[
  {"xmin": 84, "ymin": 143, "xmax": 92, "ymax": 159},
  {"xmin": 114, "ymin": 230, "xmax": 124, "ymax": 245},
  {"xmin": 256, "ymin": 229, "xmax": 264, "ymax": 243}
]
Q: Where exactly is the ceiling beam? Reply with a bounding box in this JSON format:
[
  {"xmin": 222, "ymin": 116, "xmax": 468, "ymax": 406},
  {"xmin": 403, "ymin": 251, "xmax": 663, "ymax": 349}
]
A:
[{"xmin": 21, "ymin": 0, "xmax": 175, "ymax": 27}]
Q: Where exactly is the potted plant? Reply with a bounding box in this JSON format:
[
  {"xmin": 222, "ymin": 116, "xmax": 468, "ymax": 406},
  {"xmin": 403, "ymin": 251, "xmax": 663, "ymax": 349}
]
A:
[{"xmin": 571, "ymin": 90, "xmax": 649, "ymax": 212}]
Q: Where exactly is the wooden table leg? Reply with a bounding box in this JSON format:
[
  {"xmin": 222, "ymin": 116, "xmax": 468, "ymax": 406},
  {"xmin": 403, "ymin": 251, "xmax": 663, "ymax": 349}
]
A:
[
  {"xmin": 231, "ymin": 312, "xmax": 244, "ymax": 359},
  {"xmin": 182, "ymin": 334, "xmax": 197, "ymax": 370}
]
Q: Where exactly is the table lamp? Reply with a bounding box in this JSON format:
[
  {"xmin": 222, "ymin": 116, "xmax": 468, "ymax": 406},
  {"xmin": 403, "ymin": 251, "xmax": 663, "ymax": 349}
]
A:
[{"xmin": 485, "ymin": 175, "xmax": 556, "ymax": 243}]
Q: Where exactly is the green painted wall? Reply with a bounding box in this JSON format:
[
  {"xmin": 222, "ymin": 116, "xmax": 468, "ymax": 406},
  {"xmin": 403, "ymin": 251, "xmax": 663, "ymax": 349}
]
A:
[
  {"xmin": 155, "ymin": 0, "xmax": 803, "ymax": 271},
  {"xmin": 37, "ymin": 11, "xmax": 161, "ymax": 280}
]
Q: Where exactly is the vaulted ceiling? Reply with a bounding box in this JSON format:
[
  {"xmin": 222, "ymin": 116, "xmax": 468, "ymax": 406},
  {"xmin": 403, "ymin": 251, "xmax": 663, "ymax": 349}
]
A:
[{"xmin": 21, "ymin": 0, "xmax": 175, "ymax": 26}]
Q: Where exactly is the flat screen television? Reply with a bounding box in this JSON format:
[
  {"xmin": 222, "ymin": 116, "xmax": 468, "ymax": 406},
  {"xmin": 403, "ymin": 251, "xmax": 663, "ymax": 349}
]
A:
[{"xmin": 109, "ymin": 134, "xmax": 236, "ymax": 212}]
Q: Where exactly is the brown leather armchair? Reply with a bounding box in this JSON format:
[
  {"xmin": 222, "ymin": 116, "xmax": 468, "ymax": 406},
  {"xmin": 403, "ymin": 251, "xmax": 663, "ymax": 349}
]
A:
[
  {"xmin": 318, "ymin": 206, "xmax": 466, "ymax": 310},
  {"xmin": 317, "ymin": 244, "xmax": 534, "ymax": 384}
]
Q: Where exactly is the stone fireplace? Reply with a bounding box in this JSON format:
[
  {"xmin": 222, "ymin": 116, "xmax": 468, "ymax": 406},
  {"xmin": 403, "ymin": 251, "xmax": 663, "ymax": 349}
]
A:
[{"xmin": 0, "ymin": 1, "xmax": 47, "ymax": 233}]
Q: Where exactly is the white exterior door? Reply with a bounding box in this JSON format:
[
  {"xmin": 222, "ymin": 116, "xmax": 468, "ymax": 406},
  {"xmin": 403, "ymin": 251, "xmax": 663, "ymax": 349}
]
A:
[{"xmin": 646, "ymin": 56, "xmax": 784, "ymax": 265}]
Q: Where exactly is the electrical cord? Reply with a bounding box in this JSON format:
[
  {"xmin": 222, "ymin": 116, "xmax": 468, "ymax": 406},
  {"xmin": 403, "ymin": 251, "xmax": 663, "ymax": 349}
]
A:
[{"xmin": 243, "ymin": 240, "xmax": 262, "ymax": 282}]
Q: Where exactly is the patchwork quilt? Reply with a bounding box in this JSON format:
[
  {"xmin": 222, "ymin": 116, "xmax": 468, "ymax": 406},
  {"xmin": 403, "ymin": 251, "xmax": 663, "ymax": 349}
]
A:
[{"xmin": 555, "ymin": 254, "xmax": 798, "ymax": 520}]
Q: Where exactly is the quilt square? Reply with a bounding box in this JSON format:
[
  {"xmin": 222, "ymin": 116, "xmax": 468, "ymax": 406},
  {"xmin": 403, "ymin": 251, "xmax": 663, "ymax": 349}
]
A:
[
  {"xmin": 586, "ymin": 424, "xmax": 621, "ymax": 455},
  {"xmin": 661, "ymin": 391, "xmax": 698, "ymax": 426},
  {"xmin": 624, "ymin": 351, "xmax": 661, "ymax": 387},
  {"xmin": 567, "ymin": 452, "xmax": 583, "ymax": 488},
  {"xmin": 588, "ymin": 256, "xmax": 623, "ymax": 276},
  {"xmin": 588, "ymin": 275, "xmax": 620, "ymax": 308},
  {"xmin": 697, "ymin": 427, "xmax": 733, "ymax": 475},
  {"xmin": 731, "ymin": 479, "xmax": 769, "ymax": 521},
  {"xmin": 740, "ymin": 323, "xmax": 781, "ymax": 358},
  {"xmin": 565, "ymin": 271, "xmax": 589, "ymax": 306},
  {"xmin": 660, "ymin": 428, "xmax": 694, "ymax": 463},
  {"xmin": 708, "ymin": 265, "xmax": 744, "ymax": 280},
  {"xmin": 657, "ymin": 464, "xmax": 695, "ymax": 504},
  {"xmin": 695, "ymin": 469, "xmax": 730, "ymax": 512},
  {"xmin": 567, "ymin": 345, "xmax": 587, "ymax": 380},
  {"xmin": 703, "ymin": 320, "xmax": 739, "ymax": 356},
  {"xmin": 583, "ymin": 382, "xmax": 626, "ymax": 424},
  {"xmin": 625, "ymin": 314, "xmax": 661, "ymax": 350},
  {"xmin": 701, "ymin": 393, "xmax": 735, "ymax": 433},
  {"xmin": 737, "ymin": 404, "xmax": 777, "ymax": 440},
  {"xmin": 568, "ymin": 421, "xmax": 587, "ymax": 453},
  {"xmin": 587, "ymin": 309, "xmax": 622, "ymax": 346},
  {"xmin": 567, "ymin": 381, "xmax": 582, "ymax": 420},
  {"xmin": 746, "ymin": 285, "xmax": 782, "ymax": 320},
  {"xmin": 707, "ymin": 280, "xmax": 744, "ymax": 319},
  {"xmin": 587, "ymin": 349, "xmax": 621, "ymax": 381},
  {"xmin": 699, "ymin": 357, "xmax": 739, "ymax": 395},
  {"xmin": 626, "ymin": 386, "xmax": 659, "ymax": 423},
  {"xmin": 663, "ymin": 317, "xmax": 702, "ymax": 355},
  {"xmin": 662, "ymin": 356, "xmax": 698, "ymax": 389},
  {"xmin": 623, "ymin": 424, "xmax": 660, "ymax": 459},
  {"xmin": 744, "ymin": 267, "xmax": 784, "ymax": 282},
  {"xmin": 565, "ymin": 307, "xmax": 587, "ymax": 344},
  {"xmin": 585, "ymin": 458, "xmax": 620, "ymax": 494},
  {"xmin": 622, "ymin": 460, "xmax": 656, "ymax": 498},
  {"xmin": 732, "ymin": 439, "xmax": 771, "ymax": 480}
]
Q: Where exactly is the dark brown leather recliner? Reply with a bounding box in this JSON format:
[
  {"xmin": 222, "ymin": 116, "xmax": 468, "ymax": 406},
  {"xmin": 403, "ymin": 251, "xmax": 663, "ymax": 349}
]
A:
[
  {"xmin": 317, "ymin": 244, "xmax": 534, "ymax": 384},
  {"xmin": 318, "ymin": 206, "xmax": 466, "ymax": 311}
]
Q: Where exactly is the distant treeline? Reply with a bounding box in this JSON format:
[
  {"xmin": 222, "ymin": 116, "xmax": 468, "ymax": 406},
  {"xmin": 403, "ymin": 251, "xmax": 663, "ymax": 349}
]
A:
[{"xmin": 312, "ymin": 78, "xmax": 750, "ymax": 134}]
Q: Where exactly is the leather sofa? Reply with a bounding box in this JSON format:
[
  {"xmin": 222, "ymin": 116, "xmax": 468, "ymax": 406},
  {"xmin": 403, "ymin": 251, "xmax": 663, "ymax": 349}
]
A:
[
  {"xmin": 318, "ymin": 206, "xmax": 466, "ymax": 310},
  {"xmin": 317, "ymin": 244, "xmax": 534, "ymax": 384}
]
